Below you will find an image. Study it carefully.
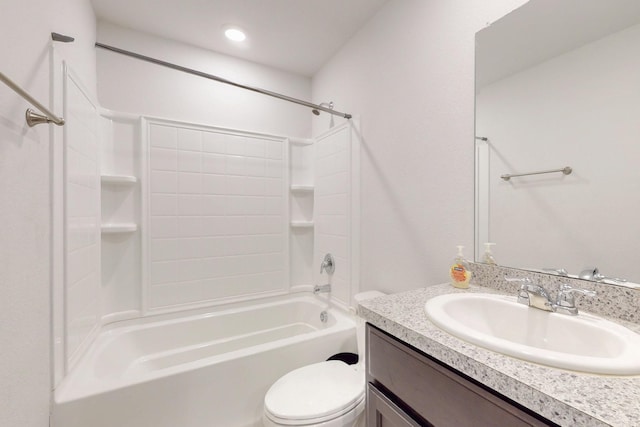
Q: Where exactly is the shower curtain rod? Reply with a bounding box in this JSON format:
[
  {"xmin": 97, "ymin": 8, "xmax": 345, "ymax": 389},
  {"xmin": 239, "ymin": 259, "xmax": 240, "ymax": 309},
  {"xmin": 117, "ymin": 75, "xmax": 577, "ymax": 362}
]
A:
[{"xmin": 95, "ymin": 42, "xmax": 352, "ymax": 119}]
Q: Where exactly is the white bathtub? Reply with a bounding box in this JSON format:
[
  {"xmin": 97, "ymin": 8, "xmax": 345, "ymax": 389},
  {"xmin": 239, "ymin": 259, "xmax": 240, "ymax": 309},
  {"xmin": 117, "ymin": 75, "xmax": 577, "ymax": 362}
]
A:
[{"xmin": 52, "ymin": 294, "xmax": 357, "ymax": 427}]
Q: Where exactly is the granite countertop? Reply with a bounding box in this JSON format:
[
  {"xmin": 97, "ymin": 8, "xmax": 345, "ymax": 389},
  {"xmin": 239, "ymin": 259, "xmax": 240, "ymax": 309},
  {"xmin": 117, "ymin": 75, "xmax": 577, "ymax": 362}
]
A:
[{"xmin": 358, "ymin": 283, "xmax": 640, "ymax": 427}]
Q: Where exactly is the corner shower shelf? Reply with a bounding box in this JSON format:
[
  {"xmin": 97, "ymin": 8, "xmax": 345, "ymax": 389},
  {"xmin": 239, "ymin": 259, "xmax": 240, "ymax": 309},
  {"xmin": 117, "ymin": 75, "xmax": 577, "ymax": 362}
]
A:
[
  {"xmin": 290, "ymin": 221, "xmax": 314, "ymax": 229},
  {"xmin": 101, "ymin": 223, "xmax": 138, "ymax": 234},
  {"xmin": 290, "ymin": 185, "xmax": 314, "ymax": 193},
  {"xmin": 101, "ymin": 174, "xmax": 138, "ymax": 185},
  {"xmin": 288, "ymin": 137, "xmax": 314, "ymax": 146}
]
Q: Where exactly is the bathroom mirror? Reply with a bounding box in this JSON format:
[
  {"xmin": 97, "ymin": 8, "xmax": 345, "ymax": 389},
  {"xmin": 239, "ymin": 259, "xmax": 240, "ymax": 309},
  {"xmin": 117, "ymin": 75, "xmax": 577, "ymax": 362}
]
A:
[{"xmin": 474, "ymin": 0, "xmax": 640, "ymax": 287}]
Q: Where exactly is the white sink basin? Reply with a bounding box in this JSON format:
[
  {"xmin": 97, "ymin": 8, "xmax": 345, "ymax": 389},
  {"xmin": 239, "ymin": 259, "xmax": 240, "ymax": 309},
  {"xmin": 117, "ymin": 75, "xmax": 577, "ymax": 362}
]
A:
[{"xmin": 425, "ymin": 293, "xmax": 640, "ymax": 375}]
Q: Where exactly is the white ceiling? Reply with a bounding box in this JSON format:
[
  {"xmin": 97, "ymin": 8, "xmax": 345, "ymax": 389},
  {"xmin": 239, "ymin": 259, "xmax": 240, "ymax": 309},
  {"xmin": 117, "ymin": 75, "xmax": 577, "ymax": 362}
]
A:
[
  {"xmin": 476, "ymin": 0, "xmax": 640, "ymax": 88},
  {"xmin": 90, "ymin": 0, "xmax": 388, "ymax": 77}
]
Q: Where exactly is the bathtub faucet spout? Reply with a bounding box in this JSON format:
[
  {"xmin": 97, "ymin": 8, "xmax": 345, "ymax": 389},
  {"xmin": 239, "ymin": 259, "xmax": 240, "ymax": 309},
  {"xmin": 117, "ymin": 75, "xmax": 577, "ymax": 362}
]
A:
[{"xmin": 313, "ymin": 284, "xmax": 331, "ymax": 294}]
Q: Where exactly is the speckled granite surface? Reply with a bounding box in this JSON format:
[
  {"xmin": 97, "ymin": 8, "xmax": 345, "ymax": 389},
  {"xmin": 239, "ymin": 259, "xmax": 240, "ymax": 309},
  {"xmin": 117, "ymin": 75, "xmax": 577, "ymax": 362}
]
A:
[
  {"xmin": 471, "ymin": 263, "xmax": 640, "ymax": 324},
  {"xmin": 359, "ymin": 284, "xmax": 640, "ymax": 427}
]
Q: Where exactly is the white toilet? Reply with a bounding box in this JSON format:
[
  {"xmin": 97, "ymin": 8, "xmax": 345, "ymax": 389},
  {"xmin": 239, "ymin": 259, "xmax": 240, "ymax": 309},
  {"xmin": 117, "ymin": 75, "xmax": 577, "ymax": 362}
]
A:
[{"xmin": 262, "ymin": 291, "xmax": 384, "ymax": 427}]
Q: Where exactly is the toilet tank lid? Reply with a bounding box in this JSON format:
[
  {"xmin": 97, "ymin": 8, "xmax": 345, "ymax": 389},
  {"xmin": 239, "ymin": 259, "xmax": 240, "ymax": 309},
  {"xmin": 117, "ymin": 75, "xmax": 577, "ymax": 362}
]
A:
[{"xmin": 353, "ymin": 291, "xmax": 385, "ymax": 304}]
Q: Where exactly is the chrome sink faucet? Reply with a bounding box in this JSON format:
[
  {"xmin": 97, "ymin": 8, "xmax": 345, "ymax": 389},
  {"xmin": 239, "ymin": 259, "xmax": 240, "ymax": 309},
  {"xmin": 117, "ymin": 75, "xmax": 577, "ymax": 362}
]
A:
[
  {"xmin": 505, "ymin": 277, "xmax": 596, "ymax": 316},
  {"xmin": 508, "ymin": 277, "xmax": 554, "ymax": 311}
]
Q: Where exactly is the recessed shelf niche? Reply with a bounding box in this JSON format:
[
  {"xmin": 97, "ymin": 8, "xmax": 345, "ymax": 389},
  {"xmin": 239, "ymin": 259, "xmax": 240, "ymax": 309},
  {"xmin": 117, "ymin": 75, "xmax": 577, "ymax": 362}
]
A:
[
  {"xmin": 101, "ymin": 223, "xmax": 138, "ymax": 234},
  {"xmin": 101, "ymin": 174, "xmax": 137, "ymax": 185},
  {"xmin": 289, "ymin": 140, "xmax": 315, "ymax": 289},
  {"xmin": 99, "ymin": 111, "xmax": 142, "ymax": 321},
  {"xmin": 290, "ymin": 220, "xmax": 314, "ymax": 228}
]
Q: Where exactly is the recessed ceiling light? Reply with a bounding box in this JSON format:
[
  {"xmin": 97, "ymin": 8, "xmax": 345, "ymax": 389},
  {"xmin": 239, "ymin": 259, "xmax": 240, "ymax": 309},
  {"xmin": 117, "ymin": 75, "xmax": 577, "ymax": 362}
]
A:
[{"xmin": 224, "ymin": 27, "xmax": 246, "ymax": 42}]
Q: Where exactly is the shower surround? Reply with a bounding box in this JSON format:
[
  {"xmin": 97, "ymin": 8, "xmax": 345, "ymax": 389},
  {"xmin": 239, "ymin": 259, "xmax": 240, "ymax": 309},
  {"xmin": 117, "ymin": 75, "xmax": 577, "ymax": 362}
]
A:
[{"xmin": 53, "ymin": 51, "xmax": 360, "ymax": 425}]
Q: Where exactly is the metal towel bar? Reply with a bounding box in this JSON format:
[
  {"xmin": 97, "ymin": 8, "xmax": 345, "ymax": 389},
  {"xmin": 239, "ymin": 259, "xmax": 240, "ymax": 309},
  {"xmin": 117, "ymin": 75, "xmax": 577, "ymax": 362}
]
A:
[
  {"xmin": 501, "ymin": 166, "xmax": 572, "ymax": 181},
  {"xmin": 0, "ymin": 71, "xmax": 65, "ymax": 127}
]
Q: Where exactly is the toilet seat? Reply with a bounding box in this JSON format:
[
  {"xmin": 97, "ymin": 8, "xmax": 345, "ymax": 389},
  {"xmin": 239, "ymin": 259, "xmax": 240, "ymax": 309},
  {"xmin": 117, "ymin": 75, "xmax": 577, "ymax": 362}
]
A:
[{"xmin": 264, "ymin": 360, "xmax": 365, "ymax": 425}]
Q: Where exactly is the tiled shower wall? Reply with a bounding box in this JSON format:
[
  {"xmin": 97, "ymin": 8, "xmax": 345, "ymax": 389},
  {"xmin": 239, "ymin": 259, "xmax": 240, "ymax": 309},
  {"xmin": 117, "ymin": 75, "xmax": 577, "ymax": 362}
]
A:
[
  {"xmin": 314, "ymin": 124, "xmax": 355, "ymax": 306},
  {"xmin": 64, "ymin": 70, "xmax": 101, "ymax": 364},
  {"xmin": 146, "ymin": 121, "xmax": 287, "ymax": 310}
]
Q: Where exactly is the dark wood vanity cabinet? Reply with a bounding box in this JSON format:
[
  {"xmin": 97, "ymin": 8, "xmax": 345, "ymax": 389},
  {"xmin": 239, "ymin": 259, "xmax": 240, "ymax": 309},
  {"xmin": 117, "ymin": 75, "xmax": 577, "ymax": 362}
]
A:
[
  {"xmin": 367, "ymin": 383, "xmax": 422, "ymax": 427},
  {"xmin": 365, "ymin": 324, "xmax": 556, "ymax": 427}
]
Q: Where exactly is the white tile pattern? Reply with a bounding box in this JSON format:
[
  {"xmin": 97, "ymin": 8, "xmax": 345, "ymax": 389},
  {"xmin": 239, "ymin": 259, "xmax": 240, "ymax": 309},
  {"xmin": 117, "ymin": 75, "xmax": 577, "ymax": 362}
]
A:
[
  {"xmin": 314, "ymin": 126, "xmax": 352, "ymax": 305},
  {"xmin": 147, "ymin": 122, "xmax": 286, "ymax": 309},
  {"xmin": 65, "ymin": 73, "xmax": 101, "ymax": 363}
]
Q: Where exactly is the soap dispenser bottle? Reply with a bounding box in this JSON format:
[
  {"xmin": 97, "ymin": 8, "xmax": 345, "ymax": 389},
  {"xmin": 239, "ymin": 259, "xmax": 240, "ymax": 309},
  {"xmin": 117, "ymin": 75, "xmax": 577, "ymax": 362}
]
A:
[
  {"xmin": 450, "ymin": 245, "xmax": 472, "ymax": 289},
  {"xmin": 482, "ymin": 242, "xmax": 496, "ymax": 265}
]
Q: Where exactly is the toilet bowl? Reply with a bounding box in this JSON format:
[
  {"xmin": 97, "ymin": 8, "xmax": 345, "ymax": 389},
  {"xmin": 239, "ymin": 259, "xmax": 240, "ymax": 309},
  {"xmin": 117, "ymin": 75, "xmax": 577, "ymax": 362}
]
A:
[
  {"xmin": 263, "ymin": 360, "xmax": 365, "ymax": 427},
  {"xmin": 262, "ymin": 291, "xmax": 384, "ymax": 427}
]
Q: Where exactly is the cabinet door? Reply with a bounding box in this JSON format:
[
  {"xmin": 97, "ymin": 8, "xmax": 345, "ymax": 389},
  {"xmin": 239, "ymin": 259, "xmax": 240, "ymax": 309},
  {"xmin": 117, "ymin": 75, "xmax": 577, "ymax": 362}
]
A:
[
  {"xmin": 367, "ymin": 325, "xmax": 553, "ymax": 427},
  {"xmin": 367, "ymin": 383, "xmax": 424, "ymax": 427}
]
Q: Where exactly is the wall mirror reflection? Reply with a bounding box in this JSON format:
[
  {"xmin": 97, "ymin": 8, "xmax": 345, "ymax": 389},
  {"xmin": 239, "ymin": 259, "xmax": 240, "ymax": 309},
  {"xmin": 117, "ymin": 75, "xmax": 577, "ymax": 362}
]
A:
[{"xmin": 474, "ymin": 0, "xmax": 640, "ymax": 287}]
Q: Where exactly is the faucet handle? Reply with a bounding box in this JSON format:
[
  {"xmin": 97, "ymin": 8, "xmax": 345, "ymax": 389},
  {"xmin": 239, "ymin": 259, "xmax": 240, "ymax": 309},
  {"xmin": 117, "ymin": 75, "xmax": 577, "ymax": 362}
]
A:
[
  {"xmin": 320, "ymin": 253, "xmax": 335, "ymax": 275},
  {"xmin": 505, "ymin": 277, "xmax": 533, "ymax": 304},
  {"xmin": 555, "ymin": 284, "xmax": 596, "ymax": 315},
  {"xmin": 558, "ymin": 284, "xmax": 596, "ymax": 298},
  {"xmin": 505, "ymin": 276, "xmax": 533, "ymax": 293},
  {"xmin": 579, "ymin": 267, "xmax": 599, "ymax": 280}
]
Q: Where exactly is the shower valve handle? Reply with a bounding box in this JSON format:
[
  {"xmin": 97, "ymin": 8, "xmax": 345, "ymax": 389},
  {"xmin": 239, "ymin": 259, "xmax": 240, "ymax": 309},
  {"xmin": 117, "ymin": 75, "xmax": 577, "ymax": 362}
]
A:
[{"xmin": 320, "ymin": 253, "xmax": 335, "ymax": 275}]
